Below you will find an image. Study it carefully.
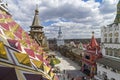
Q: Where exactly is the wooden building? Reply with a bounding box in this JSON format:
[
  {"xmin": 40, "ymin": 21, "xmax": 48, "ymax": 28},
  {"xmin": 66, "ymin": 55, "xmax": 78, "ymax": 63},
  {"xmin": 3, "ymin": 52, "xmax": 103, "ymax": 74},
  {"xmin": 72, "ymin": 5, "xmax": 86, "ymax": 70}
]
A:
[{"xmin": 29, "ymin": 5, "xmax": 49, "ymax": 51}]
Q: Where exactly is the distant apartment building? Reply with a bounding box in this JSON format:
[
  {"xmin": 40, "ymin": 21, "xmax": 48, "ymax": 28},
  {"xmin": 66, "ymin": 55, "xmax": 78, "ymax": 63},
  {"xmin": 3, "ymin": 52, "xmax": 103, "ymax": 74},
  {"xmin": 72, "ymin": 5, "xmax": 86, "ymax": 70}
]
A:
[{"xmin": 96, "ymin": 1, "xmax": 120, "ymax": 80}]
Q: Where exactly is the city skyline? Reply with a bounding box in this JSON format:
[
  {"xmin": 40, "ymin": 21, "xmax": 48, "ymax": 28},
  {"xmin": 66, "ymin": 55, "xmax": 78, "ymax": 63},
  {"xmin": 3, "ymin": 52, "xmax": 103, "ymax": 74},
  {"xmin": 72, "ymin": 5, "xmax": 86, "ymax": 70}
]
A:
[{"xmin": 6, "ymin": 0, "xmax": 119, "ymax": 39}]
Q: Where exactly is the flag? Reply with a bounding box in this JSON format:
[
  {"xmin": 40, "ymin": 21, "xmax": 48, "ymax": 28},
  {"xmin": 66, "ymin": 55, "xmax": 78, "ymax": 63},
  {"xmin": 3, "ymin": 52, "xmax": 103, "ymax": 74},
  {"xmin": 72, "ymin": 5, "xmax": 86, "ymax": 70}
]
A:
[
  {"xmin": 24, "ymin": 48, "xmax": 35, "ymax": 57},
  {"xmin": 0, "ymin": 41, "xmax": 7, "ymax": 59},
  {"xmin": 7, "ymin": 39, "xmax": 22, "ymax": 51},
  {"xmin": 14, "ymin": 52, "xmax": 31, "ymax": 66}
]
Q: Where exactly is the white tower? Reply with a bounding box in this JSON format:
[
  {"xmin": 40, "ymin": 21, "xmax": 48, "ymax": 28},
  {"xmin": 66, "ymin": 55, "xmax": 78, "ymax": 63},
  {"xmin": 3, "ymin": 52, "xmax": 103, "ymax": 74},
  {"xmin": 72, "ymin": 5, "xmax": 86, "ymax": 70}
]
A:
[{"xmin": 57, "ymin": 26, "xmax": 64, "ymax": 46}]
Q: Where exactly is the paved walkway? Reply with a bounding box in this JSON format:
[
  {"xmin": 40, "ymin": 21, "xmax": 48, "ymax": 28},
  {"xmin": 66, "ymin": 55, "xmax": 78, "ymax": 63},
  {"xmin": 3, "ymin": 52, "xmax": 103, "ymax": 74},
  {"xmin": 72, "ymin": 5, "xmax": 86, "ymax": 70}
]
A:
[
  {"xmin": 49, "ymin": 51, "xmax": 80, "ymax": 72},
  {"xmin": 49, "ymin": 51, "xmax": 82, "ymax": 80}
]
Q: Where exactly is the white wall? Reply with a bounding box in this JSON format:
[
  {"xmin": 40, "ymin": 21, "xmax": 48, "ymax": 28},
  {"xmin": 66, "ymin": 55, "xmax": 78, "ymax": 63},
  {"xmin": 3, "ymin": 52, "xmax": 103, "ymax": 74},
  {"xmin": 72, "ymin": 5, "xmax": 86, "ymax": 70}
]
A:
[{"xmin": 96, "ymin": 64, "xmax": 120, "ymax": 80}]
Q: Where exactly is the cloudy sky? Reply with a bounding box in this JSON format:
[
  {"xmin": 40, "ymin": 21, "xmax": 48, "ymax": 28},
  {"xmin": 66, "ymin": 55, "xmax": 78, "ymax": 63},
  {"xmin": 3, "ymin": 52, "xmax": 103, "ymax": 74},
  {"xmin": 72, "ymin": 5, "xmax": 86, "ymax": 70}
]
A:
[{"xmin": 5, "ymin": 0, "xmax": 119, "ymax": 39}]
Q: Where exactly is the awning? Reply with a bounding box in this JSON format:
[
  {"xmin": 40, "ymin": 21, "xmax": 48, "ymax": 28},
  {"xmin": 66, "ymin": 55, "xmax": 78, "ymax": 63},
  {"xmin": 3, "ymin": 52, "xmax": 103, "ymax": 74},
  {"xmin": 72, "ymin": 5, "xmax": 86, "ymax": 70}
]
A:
[
  {"xmin": 97, "ymin": 57, "xmax": 120, "ymax": 71},
  {"xmin": 23, "ymin": 73, "xmax": 42, "ymax": 80},
  {"xmin": 0, "ymin": 66, "xmax": 18, "ymax": 80}
]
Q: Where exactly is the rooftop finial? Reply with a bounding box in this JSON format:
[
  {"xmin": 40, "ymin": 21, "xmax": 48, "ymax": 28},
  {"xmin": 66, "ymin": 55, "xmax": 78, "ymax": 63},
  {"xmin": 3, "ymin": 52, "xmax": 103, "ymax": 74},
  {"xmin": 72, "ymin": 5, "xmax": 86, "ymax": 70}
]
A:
[
  {"xmin": 92, "ymin": 31, "xmax": 94, "ymax": 36},
  {"xmin": 35, "ymin": 4, "xmax": 39, "ymax": 15}
]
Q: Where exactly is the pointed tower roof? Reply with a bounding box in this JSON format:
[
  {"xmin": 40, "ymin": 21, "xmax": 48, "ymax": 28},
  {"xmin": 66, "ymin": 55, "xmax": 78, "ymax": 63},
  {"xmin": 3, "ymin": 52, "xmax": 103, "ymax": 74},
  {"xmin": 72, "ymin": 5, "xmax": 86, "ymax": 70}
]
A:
[
  {"xmin": 58, "ymin": 26, "xmax": 62, "ymax": 38},
  {"xmin": 114, "ymin": 0, "xmax": 120, "ymax": 23},
  {"xmin": 31, "ymin": 5, "xmax": 43, "ymax": 28},
  {"xmin": 78, "ymin": 42, "xmax": 84, "ymax": 50},
  {"xmin": 87, "ymin": 32, "xmax": 100, "ymax": 51}
]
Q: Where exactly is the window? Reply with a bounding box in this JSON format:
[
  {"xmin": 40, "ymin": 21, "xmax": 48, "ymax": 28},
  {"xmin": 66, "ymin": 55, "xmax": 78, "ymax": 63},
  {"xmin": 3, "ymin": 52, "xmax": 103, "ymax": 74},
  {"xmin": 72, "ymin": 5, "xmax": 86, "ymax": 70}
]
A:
[
  {"xmin": 115, "ymin": 38, "xmax": 118, "ymax": 43},
  {"xmin": 104, "ymin": 34, "xmax": 107, "ymax": 37},
  {"xmin": 118, "ymin": 49, "xmax": 120, "ymax": 58},
  {"xmin": 110, "ymin": 38, "xmax": 112, "ymax": 43},
  {"xmin": 85, "ymin": 55, "xmax": 90, "ymax": 60},
  {"xmin": 114, "ymin": 49, "xmax": 119, "ymax": 57},
  {"xmin": 105, "ymin": 48, "xmax": 108, "ymax": 55},
  {"xmin": 104, "ymin": 38, "xmax": 107, "ymax": 42},
  {"xmin": 109, "ymin": 49, "xmax": 113, "ymax": 56}
]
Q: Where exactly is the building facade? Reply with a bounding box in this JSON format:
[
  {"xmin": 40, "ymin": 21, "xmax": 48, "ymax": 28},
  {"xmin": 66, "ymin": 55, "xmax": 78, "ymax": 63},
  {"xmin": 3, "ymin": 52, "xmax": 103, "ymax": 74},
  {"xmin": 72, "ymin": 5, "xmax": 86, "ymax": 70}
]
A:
[{"xmin": 96, "ymin": 1, "xmax": 120, "ymax": 80}]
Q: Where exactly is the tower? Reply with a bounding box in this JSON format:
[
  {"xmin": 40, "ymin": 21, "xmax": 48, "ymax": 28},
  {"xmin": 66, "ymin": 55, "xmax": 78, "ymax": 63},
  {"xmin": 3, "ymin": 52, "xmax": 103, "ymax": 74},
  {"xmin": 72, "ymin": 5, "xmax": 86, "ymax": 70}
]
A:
[
  {"xmin": 58, "ymin": 26, "xmax": 62, "ymax": 39},
  {"xmin": 57, "ymin": 26, "xmax": 64, "ymax": 46},
  {"xmin": 114, "ymin": 0, "xmax": 120, "ymax": 23},
  {"xmin": 29, "ymin": 5, "xmax": 44, "ymax": 46},
  {"xmin": 81, "ymin": 32, "xmax": 102, "ymax": 79}
]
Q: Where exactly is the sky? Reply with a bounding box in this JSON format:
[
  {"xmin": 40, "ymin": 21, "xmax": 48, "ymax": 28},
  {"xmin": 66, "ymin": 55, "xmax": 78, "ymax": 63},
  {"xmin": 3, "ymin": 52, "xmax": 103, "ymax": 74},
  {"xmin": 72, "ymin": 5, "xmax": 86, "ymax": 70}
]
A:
[{"xmin": 5, "ymin": 0, "xmax": 119, "ymax": 39}]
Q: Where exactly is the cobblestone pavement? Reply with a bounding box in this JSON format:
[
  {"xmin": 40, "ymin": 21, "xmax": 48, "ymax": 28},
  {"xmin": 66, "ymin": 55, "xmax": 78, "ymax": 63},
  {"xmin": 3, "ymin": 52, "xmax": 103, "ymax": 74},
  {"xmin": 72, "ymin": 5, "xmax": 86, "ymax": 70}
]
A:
[
  {"xmin": 49, "ymin": 51, "xmax": 81, "ymax": 80},
  {"xmin": 49, "ymin": 51, "xmax": 80, "ymax": 71}
]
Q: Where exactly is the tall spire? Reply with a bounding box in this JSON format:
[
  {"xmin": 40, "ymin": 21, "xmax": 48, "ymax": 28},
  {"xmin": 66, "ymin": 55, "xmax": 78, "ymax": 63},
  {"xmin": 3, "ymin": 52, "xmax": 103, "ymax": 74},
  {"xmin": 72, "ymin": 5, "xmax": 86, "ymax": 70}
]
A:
[
  {"xmin": 29, "ymin": 4, "xmax": 44, "ymax": 46},
  {"xmin": 90, "ymin": 32, "xmax": 98, "ymax": 48},
  {"xmin": 58, "ymin": 26, "xmax": 62, "ymax": 38},
  {"xmin": 31, "ymin": 4, "xmax": 41, "ymax": 27},
  {"xmin": 114, "ymin": 0, "xmax": 120, "ymax": 23}
]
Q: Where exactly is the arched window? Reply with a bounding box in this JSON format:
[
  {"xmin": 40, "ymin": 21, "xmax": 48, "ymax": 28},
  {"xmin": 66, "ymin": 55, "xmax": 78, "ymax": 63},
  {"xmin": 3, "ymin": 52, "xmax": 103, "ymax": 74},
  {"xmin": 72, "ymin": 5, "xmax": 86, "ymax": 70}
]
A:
[
  {"xmin": 109, "ymin": 49, "xmax": 113, "ymax": 56},
  {"xmin": 105, "ymin": 48, "xmax": 108, "ymax": 55},
  {"xmin": 115, "ymin": 38, "xmax": 118, "ymax": 43},
  {"xmin": 104, "ymin": 38, "xmax": 107, "ymax": 42},
  {"xmin": 114, "ymin": 49, "xmax": 119, "ymax": 57},
  {"xmin": 110, "ymin": 38, "xmax": 112, "ymax": 43}
]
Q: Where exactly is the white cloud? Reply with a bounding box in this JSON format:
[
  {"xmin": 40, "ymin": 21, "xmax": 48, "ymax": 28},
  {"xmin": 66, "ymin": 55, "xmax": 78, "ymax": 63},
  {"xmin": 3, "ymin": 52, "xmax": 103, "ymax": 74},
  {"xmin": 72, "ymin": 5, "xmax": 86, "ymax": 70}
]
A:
[{"xmin": 5, "ymin": 0, "xmax": 119, "ymax": 39}]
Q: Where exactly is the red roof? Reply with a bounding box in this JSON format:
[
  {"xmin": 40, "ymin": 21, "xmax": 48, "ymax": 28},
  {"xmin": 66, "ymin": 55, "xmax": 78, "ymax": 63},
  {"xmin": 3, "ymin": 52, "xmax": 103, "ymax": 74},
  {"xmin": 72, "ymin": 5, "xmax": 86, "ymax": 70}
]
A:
[{"xmin": 87, "ymin": 32, "xmax": 100, "ymax": 51}]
